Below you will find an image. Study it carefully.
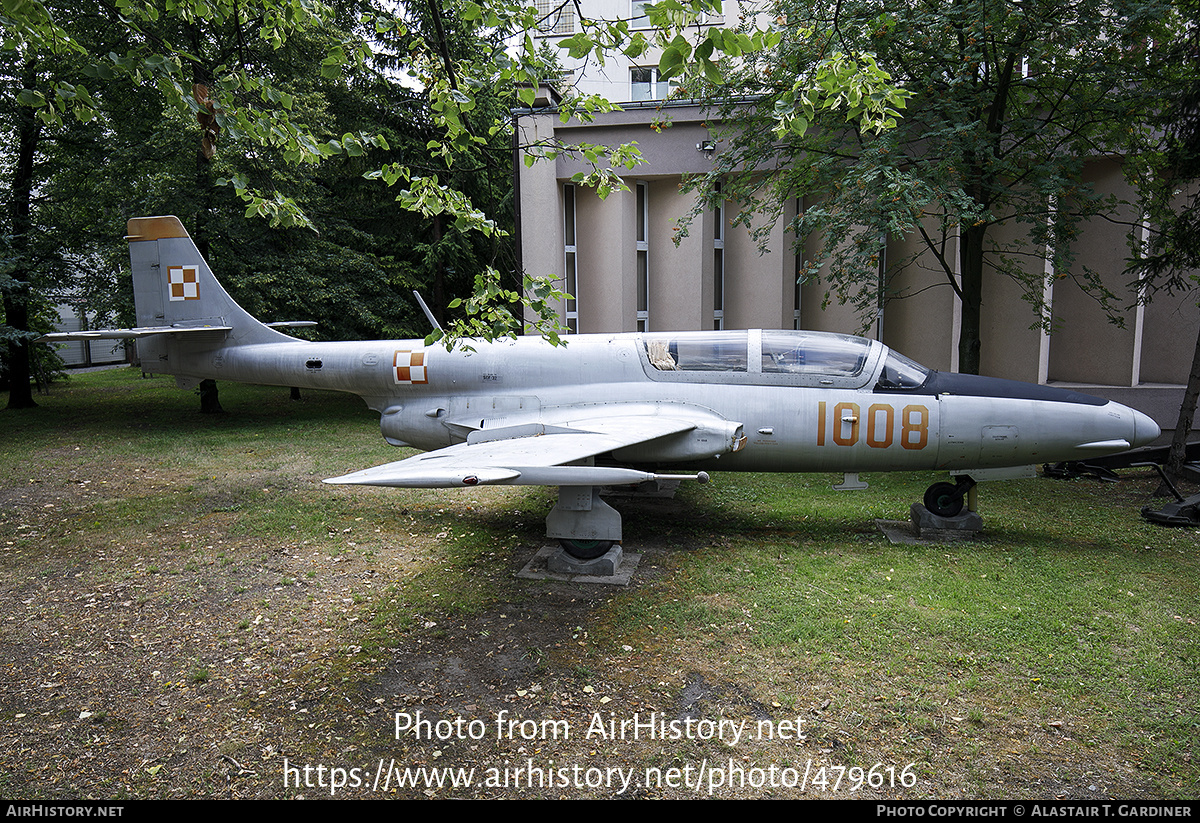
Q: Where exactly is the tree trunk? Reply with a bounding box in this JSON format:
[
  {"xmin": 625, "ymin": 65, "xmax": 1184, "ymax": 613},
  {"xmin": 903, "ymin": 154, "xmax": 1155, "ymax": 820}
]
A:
[
  {"xmin": 190, "ymin": 25, "xmax": 214, "ymax": 261},
  {"xmin": 4, "ymin": 59, "xmax": 42, "ymax": 410},
  {"xmin": 957, "ymin": 222, "xmax": 985, "ymax": 375},
  {"xmin": 431, "ymin": 213, "xmax": 445, "ymax": 326},
  {"xmin": 199, "ymin": 379, "xmax": 223, "ymax": 414},
  {"xmin": 1161, "ymin": 320, "xmax": 1200, "ymax": 489},
  {"xmin": 1, "ymin": 291, "xmax": 34, "ymax": 409}
]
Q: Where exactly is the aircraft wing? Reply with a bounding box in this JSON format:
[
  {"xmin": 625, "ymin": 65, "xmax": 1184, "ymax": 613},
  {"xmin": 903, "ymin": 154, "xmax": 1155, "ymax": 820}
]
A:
[{"xmin": 324, "ymin": 414, "xmax": 711, "ymax": 488}]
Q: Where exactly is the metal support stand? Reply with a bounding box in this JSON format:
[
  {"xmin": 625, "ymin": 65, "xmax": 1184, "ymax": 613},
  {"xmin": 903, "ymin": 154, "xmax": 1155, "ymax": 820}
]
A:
[
  {"xmin": 1138, "ymin": 462, "xmax": 1200, "ymax": 526},
  {"xmin": 546, "ymin": 486, "xmax": 623, "ymax": 544},
  {"xmin": 834, "ymin": 472, "xmax": 869, "ymax": 490},
  {"xmin": 544, "ymin": 485, "xmax": 626, "ymax": 577}
]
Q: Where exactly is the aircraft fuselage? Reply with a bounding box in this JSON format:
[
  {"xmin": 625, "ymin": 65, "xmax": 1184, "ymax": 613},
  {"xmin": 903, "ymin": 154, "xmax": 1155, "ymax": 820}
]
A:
[{"xmin": 161, "ymin": 329, "xmax": 1155, "ymax": 477}]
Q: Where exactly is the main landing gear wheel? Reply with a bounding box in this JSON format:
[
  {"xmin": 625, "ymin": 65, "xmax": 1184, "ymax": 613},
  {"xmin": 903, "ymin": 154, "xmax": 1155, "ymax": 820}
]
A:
[
  {"xmin": 558, "ymin": 538, "xmax": 614, "ymax": 560},
  {"xmin": 924, "ymin": 482, "xmax": 965, "ymax": 518}
]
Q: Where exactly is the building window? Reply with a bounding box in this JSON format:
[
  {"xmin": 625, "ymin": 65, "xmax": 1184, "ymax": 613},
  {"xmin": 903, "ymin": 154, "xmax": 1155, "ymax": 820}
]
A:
[
  {"xmin": 636, "ymin": 181, "xmax": 649, "ymax": 332},
  {"xmin": 793, "ymin": 198, "xmax": 803, "ymax": 329},
  {"xmin": 564, "ymin": 183, "xmax": 578, "ymax": 333},
  {"xmin": 713, "ymin": 186, "xmax": 725, "ymax": 330},
  {"xmin": 633, "ymin": 0, "xmax": 717, "ymax": 27},
  {"xmin": 793, "ymin": 271, "xmax": 802, "ymax": 330},
  {"xmin": 535, "ymin": 0, "xmax": 575, "ymax": 34},
  {"xmin": 631, "ymin": 0, "xmax": 649, "ymax": 27},
  {"xmin": 874, "ymin": 233, "xmax": 886, "ymax": 340},
  {"xmin": 630, "ymin": 67, "xmax": 674, "ymax": 101}
]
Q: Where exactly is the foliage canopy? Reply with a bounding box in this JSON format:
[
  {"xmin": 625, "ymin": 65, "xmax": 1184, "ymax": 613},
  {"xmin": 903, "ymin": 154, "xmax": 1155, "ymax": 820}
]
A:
[
  {"xmin": 0, "ymin": 0, "xmax": 923, "ymax": 406},
  {"xmin": 691, "ymin": 0, "xmax": 1186, "ymax": 374}
]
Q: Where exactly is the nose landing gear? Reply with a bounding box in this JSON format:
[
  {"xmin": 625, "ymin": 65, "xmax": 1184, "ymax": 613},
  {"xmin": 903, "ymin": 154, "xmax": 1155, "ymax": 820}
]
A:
[{"xmin": 922, "ymin": 476, "xmax": 977, "ymax": 518}]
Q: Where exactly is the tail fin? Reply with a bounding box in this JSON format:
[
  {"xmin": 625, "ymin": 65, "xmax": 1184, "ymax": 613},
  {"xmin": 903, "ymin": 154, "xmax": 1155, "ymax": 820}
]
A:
[
  {"xmin": 127, "ymin": 216, "xmax": 291, "ymax": 344},
  {"xmin": 126, "ymin": 216, "xmax": 295, "ymax": 377},
  {"xmin": 39, "ymin": 217, "xmax": 302, "ymax": 386}
]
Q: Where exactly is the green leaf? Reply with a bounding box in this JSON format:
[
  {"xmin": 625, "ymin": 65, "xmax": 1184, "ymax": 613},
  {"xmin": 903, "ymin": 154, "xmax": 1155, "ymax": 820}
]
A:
[
  {"xmin": 659, "ymin": 46, "xmax": 685, "ymax": 78},
  {"xmin": 16, "ymin": 89, "xmax": 45, "ymax": 107}
]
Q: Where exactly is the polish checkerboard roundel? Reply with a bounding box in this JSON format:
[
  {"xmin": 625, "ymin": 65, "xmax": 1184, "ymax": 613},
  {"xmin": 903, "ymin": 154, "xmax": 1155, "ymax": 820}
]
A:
[
  {"xmin": 168, "ymin": 266, "xmax": 200, "ymax": 301},
  {"xmin": 393, "ymin": 350, "xmax": 427, "ymax": 385}
]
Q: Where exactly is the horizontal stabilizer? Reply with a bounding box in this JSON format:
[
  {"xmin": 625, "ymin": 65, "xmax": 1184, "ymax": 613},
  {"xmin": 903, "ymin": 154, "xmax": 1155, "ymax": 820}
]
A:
[{"xmin": 39, "ymin": 324, "xmax": 232, "ymax": 341}]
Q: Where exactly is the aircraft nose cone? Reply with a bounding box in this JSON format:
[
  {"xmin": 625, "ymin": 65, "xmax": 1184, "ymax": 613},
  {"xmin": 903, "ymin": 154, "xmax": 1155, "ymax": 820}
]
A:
[{"xmin": 1133, "ymin": 408, "xmax": 1160, "ymax": 447}]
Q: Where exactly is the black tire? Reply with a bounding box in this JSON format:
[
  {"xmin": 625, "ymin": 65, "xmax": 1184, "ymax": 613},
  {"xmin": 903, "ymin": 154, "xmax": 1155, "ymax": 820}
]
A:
[
  {"xmin": 558, "ymin": 538, "xmax": 614, "ymax": 560},
  {"xmin": 924, "ymin": 482, "xmax": 964, "ymax": 518}
]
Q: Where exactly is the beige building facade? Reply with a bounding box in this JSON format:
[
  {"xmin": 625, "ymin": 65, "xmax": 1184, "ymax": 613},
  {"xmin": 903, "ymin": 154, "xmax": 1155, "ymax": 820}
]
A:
[{"xmin": 515, "ymin": 92, "xmax": 1198, "ymax": 437}]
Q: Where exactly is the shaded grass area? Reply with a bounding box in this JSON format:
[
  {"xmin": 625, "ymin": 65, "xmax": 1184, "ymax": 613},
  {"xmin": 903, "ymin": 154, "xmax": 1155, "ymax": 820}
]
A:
[{"xmin": 1, "ymin": 368, "xmax": 1197, "ymax": 798}]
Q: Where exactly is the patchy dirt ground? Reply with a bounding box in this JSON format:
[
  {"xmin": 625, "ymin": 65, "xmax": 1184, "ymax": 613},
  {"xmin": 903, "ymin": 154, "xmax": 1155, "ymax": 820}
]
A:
[
  {"xmin": 0, "ymin": 458, "xmax": 827, "ymax": 799},
  {"xmin": 0, "ymin": 461, "xmax": 925, "ymax": 800}
]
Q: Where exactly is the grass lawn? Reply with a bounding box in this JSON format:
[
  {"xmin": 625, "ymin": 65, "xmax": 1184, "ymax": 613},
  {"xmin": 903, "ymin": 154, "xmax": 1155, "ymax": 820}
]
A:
[{"xmin": 0, "ymin": 367, "xmax": 1196, "ymax": 799}]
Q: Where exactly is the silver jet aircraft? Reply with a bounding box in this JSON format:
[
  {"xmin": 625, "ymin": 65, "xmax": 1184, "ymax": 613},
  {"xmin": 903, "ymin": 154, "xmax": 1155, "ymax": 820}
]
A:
[{"xmin": 45, "ymin": 217, "xmax": 1161, "ymax": 558}]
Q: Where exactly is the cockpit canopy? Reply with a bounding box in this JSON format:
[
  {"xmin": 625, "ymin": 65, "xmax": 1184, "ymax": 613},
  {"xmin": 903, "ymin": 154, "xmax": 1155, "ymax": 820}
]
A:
[
  {"xmin": 760, "ymin": 330, "xmax": 872, "ymax": 378},
  {"xmin": 637, "ymin": 329, "xmax": 935, "ymax": 392},
  {"xmin": 638, "ymin": 329, "xmax": 917, "ymax": 389}
]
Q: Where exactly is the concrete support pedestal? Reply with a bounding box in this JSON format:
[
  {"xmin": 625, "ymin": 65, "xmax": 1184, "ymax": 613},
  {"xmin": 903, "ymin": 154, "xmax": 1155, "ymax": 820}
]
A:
[
  {"xmin": 547, "ymin": 544, "xmax": 624, "ymax": 576},
  {"xmin": 909, "ymin": 503, "xmax": 983, "ymax": 539}
]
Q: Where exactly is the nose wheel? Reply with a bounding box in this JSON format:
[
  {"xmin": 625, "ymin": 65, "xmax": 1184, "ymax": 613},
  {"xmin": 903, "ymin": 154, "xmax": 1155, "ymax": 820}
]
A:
[{"xmin": 923, "ymin": 476, "xmax": 976, "ymax": 518}]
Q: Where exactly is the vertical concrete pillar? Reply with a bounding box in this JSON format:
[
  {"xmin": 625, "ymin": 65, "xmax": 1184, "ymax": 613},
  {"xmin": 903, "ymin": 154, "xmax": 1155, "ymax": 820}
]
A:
[
  {"xmin": 647, "ymin": 179, "xmax": 709, "ymax": 330},
  {"xmin": 576, "ymin": 186, "xmax": 637, "ymax": 332}
]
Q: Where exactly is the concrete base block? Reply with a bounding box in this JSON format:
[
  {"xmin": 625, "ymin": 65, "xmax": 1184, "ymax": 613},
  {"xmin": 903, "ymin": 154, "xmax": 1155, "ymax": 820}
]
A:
[
  {"xmin": 516, "ymin": 545, "xmax": 639, "ymax": 585},
  {"xmin": 910, "ymin": 503, "xmax": 983, "ymax": 537},
  {"xmin": 546, "ymin": 544, "xmax": 624, "ymax": 577}
]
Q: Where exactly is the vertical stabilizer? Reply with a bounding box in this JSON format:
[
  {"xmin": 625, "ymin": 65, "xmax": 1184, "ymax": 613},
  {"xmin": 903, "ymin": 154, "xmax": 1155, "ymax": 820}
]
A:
[
  {"xmin": 126, "ymin": 216, "xmax": 295, "ymax": 368},
  {"xmin": 126, "ymin": 216, "xmax": 292, "ymax": 343}
]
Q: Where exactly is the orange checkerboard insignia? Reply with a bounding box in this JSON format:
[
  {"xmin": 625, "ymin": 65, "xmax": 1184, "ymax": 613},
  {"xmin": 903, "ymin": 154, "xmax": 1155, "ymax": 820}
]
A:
[
  {"xmin": 393, "ymin": 350, "xmax": 428, "ymax": 385},
  {"xmin": 168, "ymin": 266, "xmax": 200, "ymax": 301}
]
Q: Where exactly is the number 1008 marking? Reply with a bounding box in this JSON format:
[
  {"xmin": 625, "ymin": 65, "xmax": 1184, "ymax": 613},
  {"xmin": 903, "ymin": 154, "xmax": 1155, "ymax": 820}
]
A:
[{"xmin": 817, "ymin": 401, "xmax": 929, "ymax": 450}]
